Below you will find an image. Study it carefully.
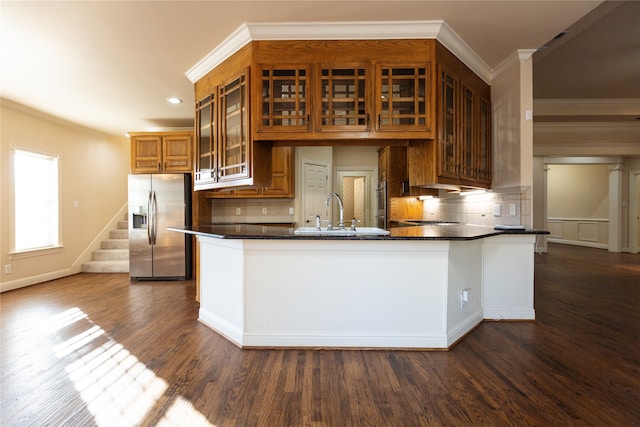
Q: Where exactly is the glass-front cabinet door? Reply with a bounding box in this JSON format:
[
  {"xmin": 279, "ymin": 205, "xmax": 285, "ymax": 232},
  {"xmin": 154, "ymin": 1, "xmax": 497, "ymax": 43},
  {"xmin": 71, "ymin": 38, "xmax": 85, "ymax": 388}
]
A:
[
  {"xmin": 439, "ymin": 71, "xmax": 458, "ymax": 179},
  {"xmin": 317, "ymin": 65, "xmax": 369, "ymax": 132},
  {"xmin": 376, "ymin": 65, "xmax": 431, "ymax": 133},
  {"xmin": 195, "ymin": 93, "xmax": 216, "ymax": 187},
  {"xmin": 257, "ymin": 65, "xmax": 309, "ymax": 134},
  {"xmin": 218, "ymin": 69, "xmax": 249, "ymax": 182},
  {"xmin": 460, "ymin": 85, "xmax": 476, "ymax": 181},
  {"xmin": 477, "ymin": 97, "xmax": 491, "ymax": 185}
]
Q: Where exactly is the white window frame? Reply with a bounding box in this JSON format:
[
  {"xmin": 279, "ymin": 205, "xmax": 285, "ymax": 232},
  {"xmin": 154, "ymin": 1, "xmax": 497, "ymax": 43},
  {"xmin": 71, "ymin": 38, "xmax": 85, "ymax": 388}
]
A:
[{"xmin": 9, "ymin": 145, "xmax": 63, "ymax": 257}]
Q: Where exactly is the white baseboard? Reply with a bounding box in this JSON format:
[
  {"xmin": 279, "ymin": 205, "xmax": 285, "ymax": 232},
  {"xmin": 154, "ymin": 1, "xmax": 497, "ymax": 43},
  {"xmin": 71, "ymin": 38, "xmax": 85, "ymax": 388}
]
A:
[
  {"xmin": 1, "ymin": 268, "xmax": 74, "ymax": 293},
  {"xmin": 484, "ymin": 308, "xmax": 536, "ymax": 321},
  {"xmin": 547, "ymin": 238, "xmax": 608, "ymax": 250}
]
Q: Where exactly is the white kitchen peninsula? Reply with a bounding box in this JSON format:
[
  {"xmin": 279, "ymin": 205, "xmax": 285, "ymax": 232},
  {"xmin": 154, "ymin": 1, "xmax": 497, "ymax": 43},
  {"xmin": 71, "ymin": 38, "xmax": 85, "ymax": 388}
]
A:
[{"xmin": 170, "ymin": 224, "xmax": 545, "ymax": 350}]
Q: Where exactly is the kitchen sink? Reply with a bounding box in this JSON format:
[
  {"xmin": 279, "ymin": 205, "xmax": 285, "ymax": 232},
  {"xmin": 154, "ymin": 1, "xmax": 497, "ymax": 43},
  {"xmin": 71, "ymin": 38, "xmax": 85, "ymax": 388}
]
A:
[{"xmin": 294, "ymin": 227, "xmax": 390, "ymax": 236}]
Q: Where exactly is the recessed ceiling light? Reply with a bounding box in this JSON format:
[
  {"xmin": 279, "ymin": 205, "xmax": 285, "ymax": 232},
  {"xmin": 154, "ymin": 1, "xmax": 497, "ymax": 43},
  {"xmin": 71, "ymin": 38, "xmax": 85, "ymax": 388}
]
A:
[{"xmin": 166, "ymin": 97, "xmax": 182, "ymax": 104}]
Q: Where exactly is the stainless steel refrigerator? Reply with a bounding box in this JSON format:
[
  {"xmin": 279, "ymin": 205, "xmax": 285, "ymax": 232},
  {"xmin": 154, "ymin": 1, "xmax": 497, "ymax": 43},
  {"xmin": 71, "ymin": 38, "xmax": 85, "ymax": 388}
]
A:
[{"xmin": 128, "ymin": 174, "xmax": 192, "ymax": 280}]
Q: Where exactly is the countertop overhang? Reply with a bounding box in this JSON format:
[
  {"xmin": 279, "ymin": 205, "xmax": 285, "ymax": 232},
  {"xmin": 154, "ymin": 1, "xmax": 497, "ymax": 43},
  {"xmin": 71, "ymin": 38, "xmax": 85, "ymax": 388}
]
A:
[{"xmin": 168, "ymin": 223, "xmax": 548, "ymax": 241}]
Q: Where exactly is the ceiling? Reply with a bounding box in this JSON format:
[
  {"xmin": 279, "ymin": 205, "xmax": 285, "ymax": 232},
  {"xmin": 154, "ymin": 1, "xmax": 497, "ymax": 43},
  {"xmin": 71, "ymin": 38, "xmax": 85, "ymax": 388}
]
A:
[{"xmin": 1, "ymin": 0, "xmax": 638, "ymax": 137}]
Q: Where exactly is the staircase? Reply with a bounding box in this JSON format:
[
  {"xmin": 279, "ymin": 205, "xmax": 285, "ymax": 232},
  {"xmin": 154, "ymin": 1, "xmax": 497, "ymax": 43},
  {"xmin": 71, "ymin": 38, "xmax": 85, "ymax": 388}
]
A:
[{"xmin": 82, "ymin": 217, "xmax": 129, "ymax": 273}]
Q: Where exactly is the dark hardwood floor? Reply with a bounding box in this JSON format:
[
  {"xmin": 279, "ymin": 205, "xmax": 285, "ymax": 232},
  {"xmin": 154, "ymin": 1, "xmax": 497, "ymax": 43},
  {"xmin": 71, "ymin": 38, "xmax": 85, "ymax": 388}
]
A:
[{"xmin": 1, "ymin": 243, "xmax": 638, "ymax": 426}]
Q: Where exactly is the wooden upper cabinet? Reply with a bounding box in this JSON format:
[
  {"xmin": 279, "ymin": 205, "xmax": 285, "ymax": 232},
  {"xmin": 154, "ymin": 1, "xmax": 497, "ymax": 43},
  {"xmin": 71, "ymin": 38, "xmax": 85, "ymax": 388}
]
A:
[
  {"xmin": 130, "ymin": 132, "xmax": 193, "ymax": 174},
  {"xmin": 408, "ymin": 44, "xmax": 491, "ymax": 190},
  {"xmin": 194, "ymin": 65, "xmax": 272, "ymax": 191},
  {"xmin": 249, "ymin": 40, "xmax": 438, "ymax": 141},
  {"xmin": 193, "ymin": 39, "xmax": 489, "ymax": 189}
]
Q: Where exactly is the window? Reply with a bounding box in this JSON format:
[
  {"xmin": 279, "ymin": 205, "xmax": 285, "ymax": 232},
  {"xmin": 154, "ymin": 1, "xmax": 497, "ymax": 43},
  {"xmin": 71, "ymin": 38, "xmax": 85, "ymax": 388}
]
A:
[{"xmin": 13, "ymin": 147, "xmax": 60, "ymax": 252}]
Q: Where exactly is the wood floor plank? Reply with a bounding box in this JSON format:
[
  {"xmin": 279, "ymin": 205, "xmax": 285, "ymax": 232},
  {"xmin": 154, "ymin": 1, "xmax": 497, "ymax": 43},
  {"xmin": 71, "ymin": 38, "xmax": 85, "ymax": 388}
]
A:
[{"xmin": 1, "ymin": 243, "xmax": 639, "ymax": 426}]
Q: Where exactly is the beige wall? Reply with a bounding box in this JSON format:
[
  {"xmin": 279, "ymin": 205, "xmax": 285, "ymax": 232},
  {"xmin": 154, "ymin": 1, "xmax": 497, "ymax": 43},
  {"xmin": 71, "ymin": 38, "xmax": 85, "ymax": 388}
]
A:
[
  {"xmin": 333, "ymin": 146, "xmax": 378, "ymax": 169},
  {"xmin": 491, "ymin": 51, "xmax": 535, "ymax": 192},
  {"xmin": 1, "ymin": 101, "xmax": 129, "ymax": 291},
  {"xmin": 547, "ymin": 164, "xmax": 609, "ymax": 218}
]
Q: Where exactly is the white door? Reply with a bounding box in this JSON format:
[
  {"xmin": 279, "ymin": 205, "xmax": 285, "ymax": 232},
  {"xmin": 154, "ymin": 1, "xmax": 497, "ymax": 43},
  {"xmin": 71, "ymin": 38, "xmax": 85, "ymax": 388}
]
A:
[{"xmin": 302, "ymin": 161, "xmax": 329, "ymax": 226}]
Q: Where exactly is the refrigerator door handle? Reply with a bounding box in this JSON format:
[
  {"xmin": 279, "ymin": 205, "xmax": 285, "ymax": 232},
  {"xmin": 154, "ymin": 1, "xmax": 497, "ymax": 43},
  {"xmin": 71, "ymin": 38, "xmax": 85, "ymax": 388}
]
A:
[
  {"xmin": 151, "ymin": 190, "xmax": 158, "ymax": 245},
  {"xmin": 146, "ymin": 190, "xmax": 153, "ymax": 244}
]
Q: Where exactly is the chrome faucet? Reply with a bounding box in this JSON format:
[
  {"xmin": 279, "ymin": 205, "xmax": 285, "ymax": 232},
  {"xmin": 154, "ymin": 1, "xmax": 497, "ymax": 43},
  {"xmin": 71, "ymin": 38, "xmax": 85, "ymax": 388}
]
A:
[{"xmin": 325, "ymin": 192, "xmax": 345, "ymax": 230}]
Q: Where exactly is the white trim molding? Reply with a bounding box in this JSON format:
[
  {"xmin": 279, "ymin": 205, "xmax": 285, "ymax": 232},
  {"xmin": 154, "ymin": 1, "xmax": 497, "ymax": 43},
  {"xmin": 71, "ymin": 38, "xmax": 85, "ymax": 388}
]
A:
[
  {"xmin": 186, "ymin": 20, "xmax": 492, "ymax": 84},
  {"xmin": 534, "ymin": 98, "xmax": 640, "ymax": 116}
]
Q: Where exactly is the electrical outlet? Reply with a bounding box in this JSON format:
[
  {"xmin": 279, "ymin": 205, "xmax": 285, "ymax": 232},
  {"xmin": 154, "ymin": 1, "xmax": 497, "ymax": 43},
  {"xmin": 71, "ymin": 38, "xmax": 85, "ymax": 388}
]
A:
[
  {"xmin": 288, "ymin": 207, "xmax": 294, "ymax": 215},
  {"xmin": 262, "ymin": 208, "xmax": 268, "ymax": 215},
  {"xmin": 235, "ymin": 208, "xmax": 241, "ymax": 215},
  {"xmin": 4, "ymin": 264, "xmax": 11, "ymax": 274},
  {"xmin": 460, "ymin": 289, "xmax": 470, "ymax": 308},
  {"xmin": 509, "ymin": 203, "xmax": 516, "ymax": 216},
  {"xmin": 493, "ymin": 204, "xmax": 501, "ymax": 217}
]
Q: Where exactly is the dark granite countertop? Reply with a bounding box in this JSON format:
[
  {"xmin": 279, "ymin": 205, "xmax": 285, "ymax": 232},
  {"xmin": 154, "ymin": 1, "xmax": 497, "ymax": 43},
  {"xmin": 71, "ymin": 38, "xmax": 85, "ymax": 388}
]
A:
[{"xmin": 168, "ymin": 223, "xmax": 548, "ymax": 241}]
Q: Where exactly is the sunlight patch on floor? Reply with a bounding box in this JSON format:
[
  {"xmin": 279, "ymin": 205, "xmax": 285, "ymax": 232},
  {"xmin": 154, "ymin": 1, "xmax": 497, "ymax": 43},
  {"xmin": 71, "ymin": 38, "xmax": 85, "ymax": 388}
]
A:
[
  {"xmin": 47, "ymin": 307, "xmax": 215, "ymax": 426},
  {"xmin": 157, "ymin": 396, "xmax": 216, "ymax": 427}
]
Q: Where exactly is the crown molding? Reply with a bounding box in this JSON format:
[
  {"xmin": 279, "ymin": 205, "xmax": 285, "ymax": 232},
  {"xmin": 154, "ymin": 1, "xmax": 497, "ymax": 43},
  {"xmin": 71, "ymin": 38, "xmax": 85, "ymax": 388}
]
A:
[
  {"xmin": 186, "ymin": 23, "xmax": 253, "ymax": 83},
  {"xmin": 186, "ymin": 21, "xmax": 492, "ymax": 84},
  {"xmin": 491, "ymin": 49, "xmax": 537, "ymax": 82}
]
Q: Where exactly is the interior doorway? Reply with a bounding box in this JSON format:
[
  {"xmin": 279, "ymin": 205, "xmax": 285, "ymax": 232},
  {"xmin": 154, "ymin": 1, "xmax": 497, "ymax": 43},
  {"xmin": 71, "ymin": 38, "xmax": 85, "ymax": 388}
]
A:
[{"xmin": 336, "ymin": 170, "xmax": 374, "ymax": 227}]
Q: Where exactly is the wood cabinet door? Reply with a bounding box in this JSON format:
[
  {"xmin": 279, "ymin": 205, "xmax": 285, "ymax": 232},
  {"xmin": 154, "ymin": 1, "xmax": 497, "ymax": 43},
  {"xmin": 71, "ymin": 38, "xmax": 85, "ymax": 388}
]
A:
[
  {"xmin": 438, "ymin": 70, "xmax": 459, "ymax": 180},
  {"xmin": 375, "ymin": 64, "xmax": 433, "ymax": 136},
  {"xmin": 195, "ymin": 93, "xmax": 217, "ymax": 187},
  {"xmin": 256, "ymin": 65, "xmax": 310, "ymax": 136},
  {"xmin": 131, "ymin": 135, "xmax": 162, "ymax": 173},
  {"xmin": 163, "ymin": 133, "xmax": 193, "ymax": 173},
  {"xmin": 477, "ymin": 97, "xmax": 492, "ymax": 185},
  {"xmin": 315, "ymin": 65, "xmax": 370, "ymax": 132},
  {"xmin": 262, "ymin": 146, "xmax": 294, "ymax": 198},
  {"xmin": 460, "ymin": 85, "xmax": 476, "ymax": 181},
  {"xmin": 218, "ymin": 69, "xmax": 250, "ymax": 182}
]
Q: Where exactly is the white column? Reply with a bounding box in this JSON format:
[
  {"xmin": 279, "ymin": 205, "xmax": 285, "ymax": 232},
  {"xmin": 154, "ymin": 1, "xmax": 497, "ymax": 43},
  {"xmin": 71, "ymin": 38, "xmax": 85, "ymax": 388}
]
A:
[{"xmin": 609, "ymin": 161, "xmax": 624, "ymax": 252}]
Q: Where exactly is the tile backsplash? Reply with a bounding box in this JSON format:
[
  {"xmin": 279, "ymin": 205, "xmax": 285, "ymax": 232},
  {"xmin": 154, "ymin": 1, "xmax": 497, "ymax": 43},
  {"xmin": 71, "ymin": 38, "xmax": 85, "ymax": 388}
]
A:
[
  {"xmin": 208, "ymin": 199, "xmax": 295, "ymax": 224},
  {"xmin": 206, "ymin": 186, "xmax": 532, "ymax": 228},
  {"xmin": 393, "ymin": 186, "xmax": 532, "ymax": 227}
]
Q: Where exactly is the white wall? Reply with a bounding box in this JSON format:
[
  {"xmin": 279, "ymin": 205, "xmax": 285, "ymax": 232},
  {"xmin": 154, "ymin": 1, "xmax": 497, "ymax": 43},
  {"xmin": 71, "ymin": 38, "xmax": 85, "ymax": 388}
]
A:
[{"xmin": 1, "ymin": 100, "xmax": 129, "ymax": 291}]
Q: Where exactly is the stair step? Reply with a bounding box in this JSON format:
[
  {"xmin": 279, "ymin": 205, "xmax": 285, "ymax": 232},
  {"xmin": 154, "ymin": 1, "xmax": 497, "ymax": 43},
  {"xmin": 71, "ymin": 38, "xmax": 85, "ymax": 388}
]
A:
[
  {"xmin": 102, "ymin": 239, "xmax": 129, "ymax": 249},
  {"xmin": 82, "ymin": 260, "xmax": 129, "ymax": 273},
  {"xmin": 92, "ymin": 249, "xmax": 129, "ymax": 261},
  {"xmin": 110, "ymin": 229, "xmax": 129, "ymax": 239},
  {"xmin": 117, "ymin": 220, "xmax": 128, "ymax": 230}
]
